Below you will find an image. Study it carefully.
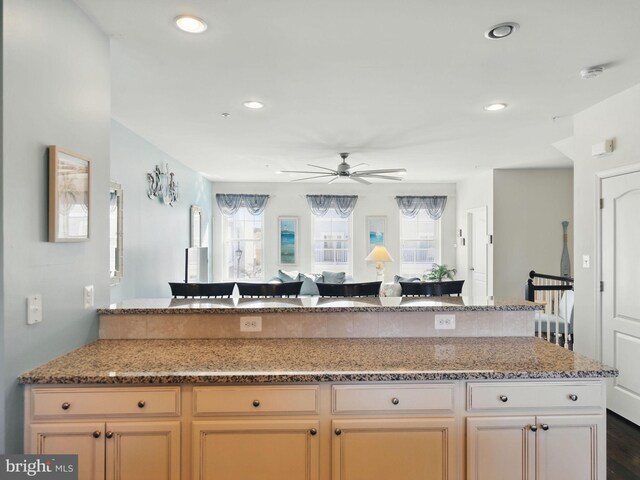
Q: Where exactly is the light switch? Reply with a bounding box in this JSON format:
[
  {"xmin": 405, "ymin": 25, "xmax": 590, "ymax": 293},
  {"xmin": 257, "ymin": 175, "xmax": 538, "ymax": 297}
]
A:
[
  {"xmin": 27, "ymin": 294, "xmax": 42, "ymax": 325},
  {"xmin": 582, "ymin": 255, "xmax": 590, "ymax": 269},
  {"xmin": 84, "ymin": 285, "xmax": 94, "ymax": 309}
]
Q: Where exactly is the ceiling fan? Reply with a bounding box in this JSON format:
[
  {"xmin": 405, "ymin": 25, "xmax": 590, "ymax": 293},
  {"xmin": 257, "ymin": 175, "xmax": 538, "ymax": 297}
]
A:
[{"xmin": 280, "ymin": 153, "xmax": 407, "ymax": 185}]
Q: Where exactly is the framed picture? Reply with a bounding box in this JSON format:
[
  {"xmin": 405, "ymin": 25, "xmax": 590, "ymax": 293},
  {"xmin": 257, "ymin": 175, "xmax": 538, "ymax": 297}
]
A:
[
  {"xmin": 48, "ymin": 146, "xmax": 90, "ymax": 242},
  {"xmin": 366, "ymin": 216, "xmax": 386, "ymax": 253},
  {"xmin": 190, "ymin": 205, "xmax": 203, "ymax": 247},
  {"xmin": 278, "ymin": 216, "xmax": 298, "ymax": 265}
]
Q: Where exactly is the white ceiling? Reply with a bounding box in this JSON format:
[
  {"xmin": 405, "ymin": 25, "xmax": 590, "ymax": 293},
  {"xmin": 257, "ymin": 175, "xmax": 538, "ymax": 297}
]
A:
[{"xmin": 75, "ymin": 0, "xmax": 640, "ymax": 183}]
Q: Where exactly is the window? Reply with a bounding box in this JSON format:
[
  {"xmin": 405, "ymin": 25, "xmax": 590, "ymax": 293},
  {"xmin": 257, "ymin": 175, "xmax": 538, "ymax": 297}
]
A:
[
  {"xmin": 312, "ymin": 210, "xmax": 352, "ymax": 273},
  {"xmin": 223, "ymin": 208, "xmax": 264, "ymax": 280},
  {"xmin": 399, "ymin": 211, "xmax": 439, "ymax": 276}
]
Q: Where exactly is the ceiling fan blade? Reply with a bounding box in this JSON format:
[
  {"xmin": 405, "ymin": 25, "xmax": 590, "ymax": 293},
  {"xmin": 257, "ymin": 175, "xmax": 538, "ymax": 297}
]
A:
[
  {"xmin": 281, "ymin": 170, "xmax": 332, "ymax": 175},
  {"xmin": 291, "ymin": 174, "xmax": 336, "ymax": 182},
  {"xmin": 352, "ymin": 168, "xmax": 407, "ymax": 175},
  {"xmin": 327, "ymin": 177, "xmax": 339, "ymax": 184},
  {"xmin": 307, "ymin": 164, "xmax": 339, "ymax": 173},
  {"xmin": 357, "ymin": 174, "xmax": 404, "ymax": 181},
  {"xmin": 350, "ymin": 176, "xmax": 371, "ymax": 185}
]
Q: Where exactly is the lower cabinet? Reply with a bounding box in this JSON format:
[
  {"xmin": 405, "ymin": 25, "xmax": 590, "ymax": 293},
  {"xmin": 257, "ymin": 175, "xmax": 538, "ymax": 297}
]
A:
[
  {"xmin": 31, "ymin": 421, "xmax": 181, "ymax": 480},
  {"xmin": 192, "ymin": 419, "xmax": 320, "ymax": 480},
  {"xmin": 467, "ymin": 414, "xmax": 604, "ymax": 480},
  {"xmin": 332, "ymin": 418, "xmax": 456, "ymax": 480}
]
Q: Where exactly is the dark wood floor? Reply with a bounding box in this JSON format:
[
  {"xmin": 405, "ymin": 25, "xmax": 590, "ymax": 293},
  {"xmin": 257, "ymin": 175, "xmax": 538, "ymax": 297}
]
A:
[{"xmin": 608, "ymin": 410, "xmax": 640, "ymax": 479}]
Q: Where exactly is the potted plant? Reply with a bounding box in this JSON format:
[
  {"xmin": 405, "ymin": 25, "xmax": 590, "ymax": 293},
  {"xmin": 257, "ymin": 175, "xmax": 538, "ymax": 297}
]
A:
[{"xmin": 422, "ymin": 264, "xmax": 457, "ymax": 282}]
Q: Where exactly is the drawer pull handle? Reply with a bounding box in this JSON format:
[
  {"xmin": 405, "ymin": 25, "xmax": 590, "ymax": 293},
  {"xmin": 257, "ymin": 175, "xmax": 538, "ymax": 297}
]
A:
[
  {"xmin": 309, "ymin": 428, "xmax": 317, "ymax": 436},
  {"xmin": 92, "ymin": 431, "xmax": 101, "ymax": 438},
  {"xmin": 335, "ymin": 428, "xmax": 342, "ymax": 436},
  {"xmin": 569, "ymin": 394, "xmax": 578, "ymax": 402},
  {"xmin": 105, "ymin": 431, "xmax": 113, "ymax": 439},
  {"xmin": 391, "ymin": 397, "xmax": 400, "ymax": 405},
  {"xmin": 252, "ymin": 400, "xmax": 260, "ymax": 407},
  {"xmin": 137, "ymin": 400, "xmax": 146, "ymax": 408},
  {"xmin": 530, "ymin": 425, "xmax": 538, "ymax": 432},
  {"xmin": 499, "ymin": 395, "xmax": 508, "ymax": 403},
  {"xmin": 61, "ymin": 402, "xmax": 71, "ymax": 410},
  {"xmin": 541, "ymin": 424, "xmax": 549, "ymax": 431}
]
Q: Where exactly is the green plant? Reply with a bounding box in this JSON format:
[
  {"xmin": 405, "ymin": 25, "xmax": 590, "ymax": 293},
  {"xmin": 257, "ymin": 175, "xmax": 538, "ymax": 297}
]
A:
[{"xmin": 423, "ymin": 264, "xmax": 457, "ymax": 282}]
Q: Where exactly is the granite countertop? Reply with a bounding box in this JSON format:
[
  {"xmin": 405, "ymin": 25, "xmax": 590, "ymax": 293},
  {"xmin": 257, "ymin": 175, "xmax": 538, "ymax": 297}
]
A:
[
  {"xmin": 98, "ymin": 296, "xmax": 543, "ymax": 315},
  {"xmin": 19, "ymin": 337, "xmax": 616, "ymax": 384}
]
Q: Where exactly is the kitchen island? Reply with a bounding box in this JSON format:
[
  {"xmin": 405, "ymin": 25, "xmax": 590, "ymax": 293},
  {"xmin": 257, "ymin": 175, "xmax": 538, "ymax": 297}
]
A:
[{"xmin": 20, "ymin": 336, "xmax": 615, "ymax": 480}]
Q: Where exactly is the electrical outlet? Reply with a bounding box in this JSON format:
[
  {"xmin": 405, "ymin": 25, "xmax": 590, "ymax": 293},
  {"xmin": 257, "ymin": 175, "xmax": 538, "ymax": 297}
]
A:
[
  {"xmin": 240, "ymin": 316, "xmax": 262, "ymax": 332},
  {"xmin": 435, "ymin": 314, "xmax": 455, "ymax": 330},
  {"xmin": 84, "ymin": 285, "xmax": 94, "ymax": 309},
  {"xmin": 27, "ymin": 294, "xmax": 43, "ymax": 325}
]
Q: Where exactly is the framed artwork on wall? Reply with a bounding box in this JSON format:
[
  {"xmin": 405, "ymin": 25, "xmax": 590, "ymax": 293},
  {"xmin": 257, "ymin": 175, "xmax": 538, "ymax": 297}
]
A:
[
  {"xmin": 366, "ymin": 216, "xmax": 386, "ymax": 253},
  {"xmin": 190, "ymin": 205, "xmax": 203, "ymax": 247},
  {"xmin": 278, "ymin": 216, "xmax": 298, "ymax": 265},
  {"xmin": 48, "ymin": 145, "xmax": 90, "ymax": 242}
]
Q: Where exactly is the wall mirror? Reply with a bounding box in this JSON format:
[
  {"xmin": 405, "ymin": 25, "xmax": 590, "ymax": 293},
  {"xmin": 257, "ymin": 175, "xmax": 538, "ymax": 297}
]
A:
[
  {"xmin": 109, "ymin": 182, "xmax": 124, "ymax": 285},
  {"xmin": 191, "ymin": 205, "xmax": 203, "ymax": 247}
]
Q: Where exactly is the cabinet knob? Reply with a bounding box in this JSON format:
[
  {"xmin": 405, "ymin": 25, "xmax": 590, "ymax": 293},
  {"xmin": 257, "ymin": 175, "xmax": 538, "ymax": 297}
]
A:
[
  {"xmin": 568, "ymin": 394, "xmax": 578, "ymax": 402},
  {"xmin": 61, "ymin": 402, "xmax": 71, "ymax": 410},
  {"xmin": 499, "ymin": 395, "xmax": 508, "ymax": 403},
  {"xmin": 335, "ymin": 428, "xmax": 342, "ymax": 436},
  {"xmin": 252, "ymin": 400, "xmax": 260, "ymax": 407},
  {"xmin": 391, "ymin": 397, "xmax": 400, "ymax": 405},
  {"xmin": 541, "ymin": 424, "xmax": 549, "ymax": 431},
  {"xmin": 92, "ymin": 431, "xmax": 101, "ymax": 438},
  {"xmin": 530, "ymin": 425, "xmax": 538, "ymax": 432},
  {"xmin": 309, "ymin": 428, "xmax": 317, "ymax": 436},
  {"xmin": 105, "ymin": 431, "xmax": 114, "ymax": 439},
  {"xmin": 137, "ymin": 400, "xmax": 146, "ymax": 408}
]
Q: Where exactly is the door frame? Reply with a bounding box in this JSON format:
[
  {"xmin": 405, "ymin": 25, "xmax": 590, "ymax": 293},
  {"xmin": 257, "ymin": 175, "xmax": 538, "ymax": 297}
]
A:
[
  {"xmin": 467, "ymin": 206, "xmax": 488, "ymax": 298},
  {"xmin": 596, "ymin": 162, "xmax": 640, "ymax": 362}
]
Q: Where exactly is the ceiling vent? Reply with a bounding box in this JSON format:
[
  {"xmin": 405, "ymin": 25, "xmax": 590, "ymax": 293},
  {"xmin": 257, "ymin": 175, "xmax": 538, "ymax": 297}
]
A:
[{"xmin": 580, "ymin": 65, "xmax": 605, "ymax": 80}]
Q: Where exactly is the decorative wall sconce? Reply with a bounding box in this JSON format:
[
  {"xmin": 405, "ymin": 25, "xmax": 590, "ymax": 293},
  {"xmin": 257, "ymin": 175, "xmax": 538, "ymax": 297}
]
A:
[{"xmin": 147, "ymin": 163, "xmax": 179, "ymax": 206}]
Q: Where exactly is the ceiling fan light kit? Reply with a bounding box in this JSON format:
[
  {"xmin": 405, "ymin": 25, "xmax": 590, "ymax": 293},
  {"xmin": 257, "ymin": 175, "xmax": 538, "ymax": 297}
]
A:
[{"xmin": 281, "ymin": 153, "xmax": 407, "ymax": 184}]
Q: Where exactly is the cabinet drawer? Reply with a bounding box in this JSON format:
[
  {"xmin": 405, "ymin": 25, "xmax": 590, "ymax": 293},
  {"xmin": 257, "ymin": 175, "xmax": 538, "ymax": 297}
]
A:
[
  {"xmin": 31, "ymin": 387, "xmax": 181, "ymax": 419},
  {"xmin": 332, "ymin": 384, "xmax": 455, "ymax": 414},
  {"xmin": 193, "ymin": 386, "xmax": 319, "ymax": 415},
  {"xmin": 467, "ymin": 381, "xmax": 603, "ymax": 410}
]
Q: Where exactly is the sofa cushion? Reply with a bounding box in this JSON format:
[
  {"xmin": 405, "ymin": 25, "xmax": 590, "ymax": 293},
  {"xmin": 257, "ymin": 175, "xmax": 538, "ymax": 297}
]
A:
[
  {"xmin": 277, "ymin": 269, "xmax": 299, "ymax": 282},
  {"xmin": 322, "ymin": 271, "xmax": 346, "ymax": 284},
  {"xmin": 299, "ymin": 273, "xmax": 323, "ymax": 296}
]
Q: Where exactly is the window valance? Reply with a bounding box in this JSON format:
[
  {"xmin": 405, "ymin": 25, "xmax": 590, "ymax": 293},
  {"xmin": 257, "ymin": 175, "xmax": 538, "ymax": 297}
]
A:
[
  {"xmin": 216, "ymin": 194, "xmax": 270, "ymax": 216},
  {"xmin": 306, "ymin": 195, "xmax": 358, "ymax": 218},
  {"xmin": 395, "ymin": 196, "xmax": 447, "ymax": 220}
]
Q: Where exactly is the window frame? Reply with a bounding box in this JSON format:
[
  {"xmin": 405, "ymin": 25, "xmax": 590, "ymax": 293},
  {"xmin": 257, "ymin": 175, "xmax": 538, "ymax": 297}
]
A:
[
  {"xmin": 398, "ymin": 211, "xmax": 441, "ymax": 277},
  {"xmin": 222, "ymin": 207, "xmax": 265, "ymax": 281},
  {"xmin": 311, "ymin": 211, "xmax": 353, "ymax": 275}
]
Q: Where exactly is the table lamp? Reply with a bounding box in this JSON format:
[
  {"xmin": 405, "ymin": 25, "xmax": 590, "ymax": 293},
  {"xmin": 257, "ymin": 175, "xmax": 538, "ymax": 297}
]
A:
[{"xmin": 365, "ymin": 246, "xmax": 394, "ymax": 281}]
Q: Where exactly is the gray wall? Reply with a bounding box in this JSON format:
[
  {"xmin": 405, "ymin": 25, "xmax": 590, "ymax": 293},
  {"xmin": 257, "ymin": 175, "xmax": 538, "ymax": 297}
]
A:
[
  {"xmin": 493, "ymin": 169, "xmax": 573, "ymax": 299},
  {"xmin": 1, "ymin": 0, "xmax": 110, "ymax": 452},
  {"xmin": 0, "ymin": 0, "xmax": 5, "ymax": 454},
  {"xmin": 110, "ymin": 120, "xmax": 213, "ymax": 302}
]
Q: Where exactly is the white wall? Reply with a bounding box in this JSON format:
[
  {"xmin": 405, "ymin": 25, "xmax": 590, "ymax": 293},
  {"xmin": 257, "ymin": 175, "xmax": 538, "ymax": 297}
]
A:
[
  {"xmin": 455, "ymin": 171, "xmax": 494, "ymax": 296},
  {"xmin": 212, "ymin": 182, "xmax": 457, "ymax": 283},
  {"xmin": 110, "ymin": 121, "xmax": 213, "ymax": 302},
  {"xmin": 1, "ymin": 0, "xmax": 110, "ymax": 452},
  {"xmin": 493, "ymin": 169, "xmax": 573, "ymax": 299},
  {"xmin": 555, "ymin": 83, "xmax": 640, "ymax": 360}
]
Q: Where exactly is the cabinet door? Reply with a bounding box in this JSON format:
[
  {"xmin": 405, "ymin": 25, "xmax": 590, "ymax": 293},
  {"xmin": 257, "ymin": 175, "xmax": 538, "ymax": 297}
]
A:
[
  {"xmin": 30, "ymin": 422, "xmax": 105, "ymax": 480},
  {"xmin": 192, "ymin": 419, "xmax": 319, "ymax": 480},
  {"xmin": 332, "ymin": 418, "xmax": 456, "ymax": 480},
  {"xmin": 535, "ymin": 415, "xmax": 604, "ymax": 480},
  {"xmin": 467, "ymin": 416, "xmax": 536, "ymax": 480},
  {"xmin": 105, "ymin": 421, "xmax": 181, "ymax": 480}
]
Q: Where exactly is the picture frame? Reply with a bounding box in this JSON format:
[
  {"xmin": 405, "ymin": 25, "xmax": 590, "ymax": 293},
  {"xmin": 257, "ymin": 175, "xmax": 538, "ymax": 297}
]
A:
[
  {"xmin": 366, "ymin": 216, "xmax": 387, "ymax": 253},
  {"xmin": 48, "ymin": 146, "xmax": 90, "ymax": 242},
  {"xmin": 190, "ymin": 205, "xmax": 203, "ymax": 247},
  {"xmin": 278, "ymin": 216, "xmax": 298, "ymax": 265}
]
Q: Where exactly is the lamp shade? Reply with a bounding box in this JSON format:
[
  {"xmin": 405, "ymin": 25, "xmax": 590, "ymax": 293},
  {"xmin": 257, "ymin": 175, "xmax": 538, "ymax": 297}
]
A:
[{"xmin": 365, "ymin": 245, "xmax": 394, "ymax": 263}]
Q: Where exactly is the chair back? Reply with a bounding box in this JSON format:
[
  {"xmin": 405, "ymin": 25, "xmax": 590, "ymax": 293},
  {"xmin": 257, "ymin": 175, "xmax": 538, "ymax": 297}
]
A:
[
  {"xmin": 316, "ymin": 282, "xmax": 381, "ymax": 298},
  {"xmin": 169, "ymin": 282, "xmax": 236, "ymax": 298},
  {"xmin": 436, "ymin": 280, "xmax": 465, "ymax": 296},
  {"xmin": 400, "ymin": 280, "xmax": 465, "ymax": 297},
  {"xmin": 237, "ymin": 282, "xmax": 303, "ymax": 298}
]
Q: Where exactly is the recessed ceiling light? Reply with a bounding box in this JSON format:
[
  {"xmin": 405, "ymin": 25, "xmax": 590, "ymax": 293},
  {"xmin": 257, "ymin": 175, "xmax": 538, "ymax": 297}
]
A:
[
  {"xmin": 243, "ymin": 100, "xmax": 265, "ymax": 109},
  {"xmin": 483, "ymin": 103, "xmax": 507, "ymax": 111},
  {"xmin": 175, "ymin": 15, "xmax": 208, "ymax": 34},
  {"xmin": 485, "ymin": 22, "xmax": 519, "ymax": 39}
]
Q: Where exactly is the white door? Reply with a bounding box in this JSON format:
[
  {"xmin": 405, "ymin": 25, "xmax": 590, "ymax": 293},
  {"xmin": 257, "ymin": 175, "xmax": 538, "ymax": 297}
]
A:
[
  {"xmin": 602, "ymin": 170, "xmax": 640, "ymax": 426},
  {"xmin": 467, "ymin": 207, "xmax": 488, "ymax": 297}
]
